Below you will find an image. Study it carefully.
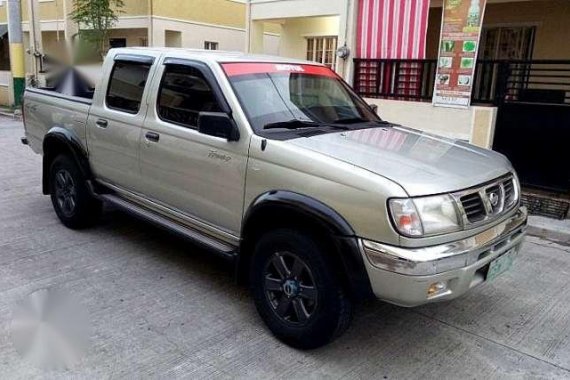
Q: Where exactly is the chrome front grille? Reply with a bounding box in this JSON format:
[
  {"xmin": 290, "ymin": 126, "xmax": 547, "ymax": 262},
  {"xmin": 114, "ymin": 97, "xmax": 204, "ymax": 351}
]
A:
[
  {"xmin": 455, "ymin": 175, "xmax": 519, "ymax": 227},
  {"xmin": 460, "ymin": 193, "xmax": 486, "ymax": 222},
  {"xmin": 504, "ymin": 178, "xmax": 515, "ymax": 205}
]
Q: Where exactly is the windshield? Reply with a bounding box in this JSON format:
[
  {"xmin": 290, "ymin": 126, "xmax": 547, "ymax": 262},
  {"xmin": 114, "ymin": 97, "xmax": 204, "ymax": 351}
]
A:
[{"xmin": 222, "ymin": 63, "xmax": 380, "ymax": 132}]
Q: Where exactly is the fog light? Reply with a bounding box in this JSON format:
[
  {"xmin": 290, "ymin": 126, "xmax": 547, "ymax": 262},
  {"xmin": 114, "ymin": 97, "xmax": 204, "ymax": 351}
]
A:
[{"xmin": 427, "ymin": 281, "xmax": 447, "ymax": 296}]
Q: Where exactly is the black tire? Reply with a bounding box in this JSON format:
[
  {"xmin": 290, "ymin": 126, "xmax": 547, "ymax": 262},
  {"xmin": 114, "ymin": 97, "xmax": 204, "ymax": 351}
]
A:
[
  {"xmin": 49, "ymin": 154, "xmax": 102, "ymax": 229},
  {"xmin": 250, "ymin": 228, "xmax": 352, "ymax": 349}
]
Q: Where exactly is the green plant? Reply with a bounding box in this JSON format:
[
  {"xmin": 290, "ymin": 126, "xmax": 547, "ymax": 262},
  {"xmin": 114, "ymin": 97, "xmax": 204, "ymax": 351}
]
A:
[{"xmin": 70, "ymin": 0, "xmax": 125, "ymax": 60}]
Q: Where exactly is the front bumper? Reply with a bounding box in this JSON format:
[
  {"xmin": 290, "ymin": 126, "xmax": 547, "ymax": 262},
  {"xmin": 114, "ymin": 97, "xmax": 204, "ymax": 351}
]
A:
[{"xmin": 360, "ymin": 206, "xmax": 527, "ymax": 307}]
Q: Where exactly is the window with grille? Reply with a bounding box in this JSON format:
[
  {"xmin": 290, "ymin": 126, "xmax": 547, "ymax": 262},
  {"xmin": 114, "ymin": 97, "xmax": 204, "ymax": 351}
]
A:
[
  {"xmin": 204, "ymin": 41, "xmax": 219, "ymax": 50},
  {"xmin": 479, "ymin": 26, "xmax": 536, "ymax": 60},
  {"xmin": 306, "ymin": 36, "xmax": 338, "ymax": 69}
]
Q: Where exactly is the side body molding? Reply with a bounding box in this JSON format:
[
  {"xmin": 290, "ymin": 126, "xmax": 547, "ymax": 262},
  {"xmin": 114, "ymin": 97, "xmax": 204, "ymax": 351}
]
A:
[
  {"xmin": 42, "ymin": 126, "xmax": 92, "ymax": 194},
  {"xmin": 241, "ymin": 190, "xmax": 374, "ymax": 300}
]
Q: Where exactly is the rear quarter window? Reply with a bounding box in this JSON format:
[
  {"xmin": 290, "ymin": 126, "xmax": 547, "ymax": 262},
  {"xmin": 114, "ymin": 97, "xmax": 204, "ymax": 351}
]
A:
[{"xmin": 106, "ymin": 61, "xmax": 151, "ymax": 114}]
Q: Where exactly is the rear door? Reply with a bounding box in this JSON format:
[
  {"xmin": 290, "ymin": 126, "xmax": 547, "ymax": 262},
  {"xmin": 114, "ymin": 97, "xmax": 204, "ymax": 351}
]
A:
[{"xmin": 87, "ymin": 53, "xmax": 155, "ymax": 192}]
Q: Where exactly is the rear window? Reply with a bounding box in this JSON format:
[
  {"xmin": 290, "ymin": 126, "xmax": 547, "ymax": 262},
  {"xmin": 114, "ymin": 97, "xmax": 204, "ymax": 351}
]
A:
[{"xmin": 106, "ymin": 61, "xmax": 151, "ymax": 114}]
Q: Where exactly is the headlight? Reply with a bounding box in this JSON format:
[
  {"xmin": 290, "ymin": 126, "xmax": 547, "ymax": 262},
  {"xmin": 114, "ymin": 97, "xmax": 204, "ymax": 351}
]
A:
[{"xmin": 389, "ymin": 195, "xmax": 461, "ymax": 237}]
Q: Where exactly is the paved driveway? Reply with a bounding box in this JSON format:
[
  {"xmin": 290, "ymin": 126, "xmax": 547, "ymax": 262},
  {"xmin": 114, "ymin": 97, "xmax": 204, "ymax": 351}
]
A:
[{"xmin": 1, "ymin": 117, "xmax": 570, "ymax": 379}]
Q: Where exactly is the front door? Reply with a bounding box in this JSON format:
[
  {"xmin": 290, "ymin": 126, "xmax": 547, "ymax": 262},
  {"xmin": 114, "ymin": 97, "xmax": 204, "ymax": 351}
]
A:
[
  {"xmin": 139, "ymin": 60, "xmax": 249, "ymax": 238},
  {"xmin": 87, "ymin": 54, "xmax": 154, "ymax": 191}
]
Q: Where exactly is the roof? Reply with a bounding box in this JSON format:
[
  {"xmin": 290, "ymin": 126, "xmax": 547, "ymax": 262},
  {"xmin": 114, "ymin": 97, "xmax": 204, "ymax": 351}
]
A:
[{"xmin": 117, "ymin": 47, "xmax": 323, "ymax": 66}]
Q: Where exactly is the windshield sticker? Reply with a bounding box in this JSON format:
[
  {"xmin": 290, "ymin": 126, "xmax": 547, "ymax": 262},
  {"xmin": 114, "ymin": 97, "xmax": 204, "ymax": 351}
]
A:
[{"xmin": 222, "ymin": 63, "xmax": 337, "ymax": 78}]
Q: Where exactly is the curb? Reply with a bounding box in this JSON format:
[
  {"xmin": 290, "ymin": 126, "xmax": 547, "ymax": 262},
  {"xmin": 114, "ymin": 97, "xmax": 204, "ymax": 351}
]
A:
[
  {"xmin": 0, "ymin": 111, "xmax": 22, "ymax": 119},
  {"xmin": 527, "ymin": 215, "xmax": 570, "ymax": 246},
  {"xmin": 527, "ymin": 226, "xmax": 570, "ymax": 246}
]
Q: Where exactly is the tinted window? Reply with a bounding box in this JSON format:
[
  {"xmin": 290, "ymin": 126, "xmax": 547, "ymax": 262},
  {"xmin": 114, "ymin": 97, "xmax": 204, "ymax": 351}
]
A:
[
  {"xmin": 106, "ymin": 61, "xmax": 151, "ymax": 113},
  {"xmin": 158, "ymin": 65, "xmax": 221, "ymax": 128},
  {"xmin": 227, "ymin": 71, "xmax": 378, "ymax": 132}
]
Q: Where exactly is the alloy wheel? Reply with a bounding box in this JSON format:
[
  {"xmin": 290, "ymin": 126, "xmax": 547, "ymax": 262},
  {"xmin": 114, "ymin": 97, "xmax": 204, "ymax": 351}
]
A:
[
  {"xmin": 54, "ymin": 169, "xmax": 77, "ymax": 217},
  {"xmin": 263, "ymin": 251, "xmax": 318, "ymax": 325}
]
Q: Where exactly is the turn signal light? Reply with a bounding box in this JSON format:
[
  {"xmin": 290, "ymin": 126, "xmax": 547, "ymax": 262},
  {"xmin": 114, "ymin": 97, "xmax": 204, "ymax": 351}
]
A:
[{"xmin": 427, "ymin": 281, "xmax": 448, "ymax": 297}]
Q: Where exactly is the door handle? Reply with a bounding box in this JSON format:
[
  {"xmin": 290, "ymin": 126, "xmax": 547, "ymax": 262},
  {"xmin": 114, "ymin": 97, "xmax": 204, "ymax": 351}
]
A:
[
  {"xmin": 145, "ymin": 131, "xmax": 160, "ymax": 143},
  {"xmin": 95, "ymin": 119, "xmax": 108, "ymax": 128}
]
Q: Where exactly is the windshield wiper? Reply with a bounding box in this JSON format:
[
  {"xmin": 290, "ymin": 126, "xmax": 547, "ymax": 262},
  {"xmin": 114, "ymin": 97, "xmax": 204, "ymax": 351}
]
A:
[
  {"xmin": 263, "ymin": 119, "xmax": 349, "ymax": 131},
  {"xmin": 263, "ymin": 119, "xmax": 319, "ymax": 130},
  {"xmin": 333, "ymin": 117, "xmax": 368, "ymax": 124}
]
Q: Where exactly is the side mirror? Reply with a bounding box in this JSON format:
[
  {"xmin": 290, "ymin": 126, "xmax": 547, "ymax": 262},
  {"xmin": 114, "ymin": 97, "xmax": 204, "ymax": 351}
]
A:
[
  {"xmin": 369, "ymin": 103, "xmax": 378, "ymax": 114},
  {"xmin": 197, "ymin": 112, "xmax": 240, "ymax": 141}
]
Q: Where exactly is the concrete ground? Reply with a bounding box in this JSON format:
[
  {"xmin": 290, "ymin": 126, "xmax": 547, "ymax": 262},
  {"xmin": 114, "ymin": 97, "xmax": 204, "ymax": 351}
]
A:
[{"xmin": 1, "ymin": 116, "xmax": 570, "ymax": 379}]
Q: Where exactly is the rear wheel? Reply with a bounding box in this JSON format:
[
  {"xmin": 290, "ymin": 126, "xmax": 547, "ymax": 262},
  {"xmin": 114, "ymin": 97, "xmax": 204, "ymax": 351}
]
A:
[
  {"xmin": 49, "ymin": 155, "xmax": 101, "ymax": 229},
  {"xmin": 251, "ymin": 228, "xmax": 352, "ymax": 349}
]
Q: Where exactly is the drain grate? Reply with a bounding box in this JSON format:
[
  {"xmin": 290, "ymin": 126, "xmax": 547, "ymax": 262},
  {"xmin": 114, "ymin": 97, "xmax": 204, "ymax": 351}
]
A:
[{"xmin": 521, "ymin": 193, "xmax": 569, "ymax": 219}]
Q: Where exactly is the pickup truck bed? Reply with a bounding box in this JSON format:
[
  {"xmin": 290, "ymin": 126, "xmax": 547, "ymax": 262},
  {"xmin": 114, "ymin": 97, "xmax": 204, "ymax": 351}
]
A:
[{"xmin": 24, "ymin": 88, "xmax": 92, "ymax": 156}]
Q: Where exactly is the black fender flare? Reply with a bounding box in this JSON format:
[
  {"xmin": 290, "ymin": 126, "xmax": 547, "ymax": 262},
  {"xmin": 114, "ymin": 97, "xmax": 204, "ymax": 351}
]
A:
[
  {"xmin": 241, "ymin": 190, "xmax": 373, "ymax": 300},
  {"xmin": 243, "ymin": 190, "xmax": 355, "ymax": 236},
  {"xmin": 42, "ymin": 126, "xmax": 92, "ymax": 194}
]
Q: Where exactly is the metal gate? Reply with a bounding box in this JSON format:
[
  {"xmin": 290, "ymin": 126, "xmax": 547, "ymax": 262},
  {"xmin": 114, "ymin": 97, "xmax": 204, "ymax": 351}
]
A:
[{"xmin": 491, "ymin": 60, "xmax": 570, "ymax": 194}]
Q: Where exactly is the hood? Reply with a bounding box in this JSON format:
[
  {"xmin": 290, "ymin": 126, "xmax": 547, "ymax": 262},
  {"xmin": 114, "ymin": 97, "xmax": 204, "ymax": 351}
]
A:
[{"xmin": 288, "ymin": 126, "xmax": 512, "ymax": 197}]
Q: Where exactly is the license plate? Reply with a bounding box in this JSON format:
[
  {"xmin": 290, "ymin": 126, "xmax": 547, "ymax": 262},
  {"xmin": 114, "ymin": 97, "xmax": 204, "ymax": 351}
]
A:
[{"xmin": 486, "ymin": 248, "xmax": 517, "ymax": 281}]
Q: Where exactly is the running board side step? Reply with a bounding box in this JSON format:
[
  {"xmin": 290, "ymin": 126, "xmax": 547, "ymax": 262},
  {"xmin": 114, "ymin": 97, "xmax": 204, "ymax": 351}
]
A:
[{"xmin": 99, "ymin": 194, "xmax": 238, "ymax": 260}]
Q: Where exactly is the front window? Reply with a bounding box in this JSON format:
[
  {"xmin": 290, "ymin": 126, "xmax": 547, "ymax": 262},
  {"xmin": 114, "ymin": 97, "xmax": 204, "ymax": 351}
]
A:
[
  {"xmin": 222, "ymin": 63, "xmax": 379, "ymax": 134},
  {"xmin": 306, "ymin": 36, "xmax": 337, "ymax": 69},
  {"xmin": 158, "ymin": 64, "xmax": 221, "ymax": 128}
]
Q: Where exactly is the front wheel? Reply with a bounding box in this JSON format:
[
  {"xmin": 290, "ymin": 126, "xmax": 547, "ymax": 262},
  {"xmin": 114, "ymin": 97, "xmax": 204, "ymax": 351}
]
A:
[
  {"xmin": 250, "ymin": 229, "xmax": 352, "ymax": 349},
  {"xmin": 49, "ymin": 155, "xmax": 102, "ymax": 229}
]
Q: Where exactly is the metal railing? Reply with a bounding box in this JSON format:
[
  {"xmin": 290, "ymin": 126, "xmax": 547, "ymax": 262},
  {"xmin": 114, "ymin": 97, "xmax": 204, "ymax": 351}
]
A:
[
  {"xmin": 353, "ymin": 59, "xmax": 437, "ymax": 101},
  {"xmin": 353, "ymin": 58, "xmax": 570, "ymax": 106}
]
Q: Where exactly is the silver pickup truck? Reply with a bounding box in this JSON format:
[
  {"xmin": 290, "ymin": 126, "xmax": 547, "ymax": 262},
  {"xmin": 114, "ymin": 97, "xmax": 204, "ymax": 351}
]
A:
[{"xmin": 22, "ymin": 48, "xmax": 527, "ymax": 349}]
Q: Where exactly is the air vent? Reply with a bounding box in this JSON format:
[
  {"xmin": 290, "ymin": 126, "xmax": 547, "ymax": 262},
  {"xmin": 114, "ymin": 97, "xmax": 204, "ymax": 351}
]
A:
[
  {"xmin": 460, "ymin": 192, "xmax": 486, "ymax": 222},
  {"xmin": 503, "ymin": 178, "xmax": 516, "ymax": 206}
]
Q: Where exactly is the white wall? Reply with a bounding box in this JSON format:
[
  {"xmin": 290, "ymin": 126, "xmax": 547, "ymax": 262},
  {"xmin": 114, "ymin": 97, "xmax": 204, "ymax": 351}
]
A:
[
  {"xmin": 0, "ymin": 71, "xmax": 12, "ymax": 106},
  {"xmin": 151, "ymin": 17, "xmax": 278, "ymax": 53},
  {"xmin": 365, "ymin": 98, "xmax": 498, "ymax": 148},
  {"xmin": 263, "ymin": 33, "xmax": 280, "ymax": 55},
  {"xmin": 279, "ymin": 16, "xmax": 339, "ymax": 60},
  {"xmin": 247, "ymin": 0, "xmax": 357, "ymax": 81},
  {"xmin": 250, "ymin": 0, "xmax": 345, "ymax": 20},
  {"xmin": 108, "ymin": 28, "xmax": 148, "ymax": 48}
]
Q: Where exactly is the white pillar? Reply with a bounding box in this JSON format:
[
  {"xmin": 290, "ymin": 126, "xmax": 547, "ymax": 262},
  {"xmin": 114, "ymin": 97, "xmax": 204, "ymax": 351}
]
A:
[
  {"xmin": 245, "ymin": 0, "xmax": 264, "ymax": 54},
  {"xmin": 147, "ymin": 0, "xmax": 154, "ymax": 47},
  {"xmin": 27, "ymin": 0, "xmax": 43, "ymax": 77},
  {"xmin": 336, "ymin": 0, "xmax": 359, "ymax": 84},
  {"xmin": 62, "ymin": 0, "xmax": 78, "ymax": 64}
]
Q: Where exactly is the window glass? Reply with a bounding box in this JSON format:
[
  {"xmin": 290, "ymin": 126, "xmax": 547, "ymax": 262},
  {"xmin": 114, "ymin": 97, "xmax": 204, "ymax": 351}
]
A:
[
  {"xmin": 158, "ymin": 65, "xmax": 221, "ymax": 128},
  {"xmin": 306, "ymin": 36, "xmax": 338, "ymax": 69},
  {"xmin": 106, "ymin": 61, "xmax": 151, "ymax": 113},
  {"xmin": 225, "ymin": 65, "xmax": 378, "ymax": 132},
  {"xmin": 204, "ymin": 41, "xmax": 219, "ymax": 50}
]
